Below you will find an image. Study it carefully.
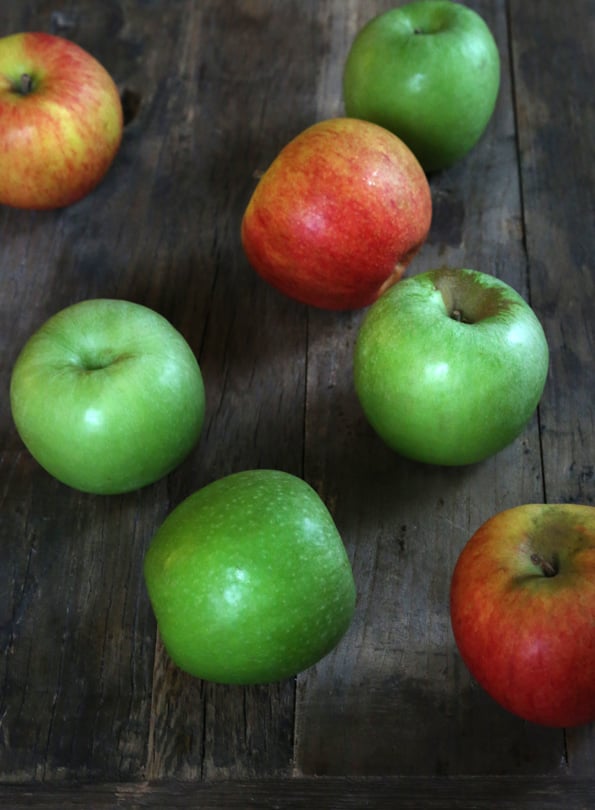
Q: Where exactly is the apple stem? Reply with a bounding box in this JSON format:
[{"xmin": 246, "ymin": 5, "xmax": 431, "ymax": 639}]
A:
[
  {"xmin": 530, "ymin": 552, "xmax": 558, "ymax": 578},
  {"xmin": 450, "ymin": 308, "xmax": 473, "ymax": 324},
  {"xmin": 19, "ymin": 73, "xmax": 34, "ymax": 95}
]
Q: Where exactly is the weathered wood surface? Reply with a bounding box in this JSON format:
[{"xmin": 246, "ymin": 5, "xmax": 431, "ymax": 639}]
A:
[
  {"xmin": 0, "ymin": 0, "xmax": 593, "ymax": 805},
  {"xmin": 2, "ymin": 776, "xmax": 595, "ymax": 809}
]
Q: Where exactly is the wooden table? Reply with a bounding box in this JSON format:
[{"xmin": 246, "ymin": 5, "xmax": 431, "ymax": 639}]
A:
[{"xmin": 1, "ymin": 1, "xmax": 593, "ymax": 807}]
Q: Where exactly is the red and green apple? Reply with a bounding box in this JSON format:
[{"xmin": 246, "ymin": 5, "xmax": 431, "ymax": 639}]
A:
[
  {"xmin": 0, "ymin": 31, "xmax": 123, "ymax": 209},
  {"xmin": 450, "ymin": 503, "xmax": 595, "ymax": 727},
  {"xmin": 10, "ymin": 299, "xmax": 205, "ymax": 494},
  {"xmin": 143, "ymin": 469, "xmax": 356, "ymax": 684},
  {"xmin": 353, "ymin": 267, "xmax": 549, "ymax": 466},
  {"xmin": 343, "ymin": 0, "xmax": 501, "ymax": 172},
  {"xmin": 241, "ymin": 117, "xmax": 432, "ymax": 310}
]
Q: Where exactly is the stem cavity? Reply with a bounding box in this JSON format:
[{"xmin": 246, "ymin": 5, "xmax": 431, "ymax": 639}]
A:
[
  {"xmin": 530, "ymin": 552, "xmax": 558, "ymax": 578},
  {"xmin": 18, "ymin": 73, "xmax": 35, "ymax": 95}
]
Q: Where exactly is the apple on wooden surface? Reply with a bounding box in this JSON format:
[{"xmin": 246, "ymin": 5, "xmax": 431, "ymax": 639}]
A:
[
  {"xmin": 241, "ymin": 117, "xmax": 432, "ymax": 311},
  {"xmin": 0, "ymin": 32, "xmax": 123, "ymax": 209},
  {"xmin": 450, "ymin": 503, "xmax": 595, "ymax": 727},
  {"xmin": 343, "ymin": 0, "xmax": 501, "ymax": 172},
  {"xmin": 143, "ymin": 469, "xmax": 356, "ymax": 684},
  {"xmin": 10, "ymin": 299, "xmax": 205, "ymax": 494},
  {"xmin": 353, "ymin": 267, "xmax": 549, "ymax": 466}
]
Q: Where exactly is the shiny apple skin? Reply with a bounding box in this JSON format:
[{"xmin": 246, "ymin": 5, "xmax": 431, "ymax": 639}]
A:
[
  {"xmin": 0, "ymin": 32, "xmax": 122, "ymax": 209},
  {"xmin": 450, "ymin": 503, "xmax": 595, "ymax": 727},
  {"xmin": 353, "ymin": 268, "xmax": 549, "ymax": 465},
  {"xmin": 241, "ymin": 117, "xmax": 432, "ymax": 311},
  {"xmin": 144, "ymin": 469, "xmax": 356, "ymax": 684},
  {"xmin": 10, "ymin": 299, "xmax": 205, "ymax": 494},
  {"xmin": 343, "ymin": 0, "xmax": 501, "ymax": 171}
]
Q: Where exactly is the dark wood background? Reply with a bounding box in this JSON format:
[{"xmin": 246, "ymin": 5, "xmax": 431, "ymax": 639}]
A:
[{"xmin": 1, "ymin": 1, "xmax": 593, "ymax": 807}]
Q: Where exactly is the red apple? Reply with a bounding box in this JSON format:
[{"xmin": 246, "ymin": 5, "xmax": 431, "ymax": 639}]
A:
[
  {"xmin": 0, "ymin": 32, "xmax": 123, "ymax": 210},
  {"xmin": 241, "ymin": 117, "xmax": 432, "ymax": 310},
  {"xmin": 450, "ymin": 504, "xmax": 595, "ymax": 727}
]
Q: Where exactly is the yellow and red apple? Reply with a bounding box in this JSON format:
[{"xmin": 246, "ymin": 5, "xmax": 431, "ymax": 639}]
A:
[
  {"xmin": 241, "ymin": 117, "xmax": 432, "ymax": 311},
  {"xmin": 0, "ymin": 32, "xmax": 123, "ymax": 209},
  {"xmin": 450, "ymin": 503, "xmax": 595, "ymax": 727}
]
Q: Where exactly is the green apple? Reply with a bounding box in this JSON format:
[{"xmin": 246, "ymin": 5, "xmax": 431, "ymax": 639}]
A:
[
  {"xmin": 143, "ymin": 469, "xmax": 356, "ymax": 684},
  {"xmin": 0, "ymin": 32, "xmax": 123, "ymax": 209},
  {"xmin": 353, "ymin": 268, "xmax": 549, "ymax": 466},
  {"xmin": 343, "ymin": 0, "xmax": 501, "ymax": 171},
  {"xmin": 10, "ymin": 299, "xmax": 205, "ymax": 494}
]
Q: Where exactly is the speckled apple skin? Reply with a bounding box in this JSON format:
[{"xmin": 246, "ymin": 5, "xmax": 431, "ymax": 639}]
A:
[{"xmin": 144, "ymin": 469, "xmax": 357, "ymax": 684}]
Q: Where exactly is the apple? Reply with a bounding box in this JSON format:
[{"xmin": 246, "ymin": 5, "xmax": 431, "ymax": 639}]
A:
[
  {"xmin": 0, "ymin": 32, "xmax": 123, "ymax": 209},
  {"xmin": 343, "ymin": 0, "xmax": 501, "ymax": 172},
  {"xmin": 353, "ymin": 267, "xmax": 549, "ymax": 466},
  {"xmin": 241, "ymin": 117, "xmax": 432, "ymax": 310},
  {"xmin": 450, "ymin": 503, "xmax": 595, "ymax": 727},
  {"xmin": 10, "ymin": 299, "xmax": 205, "ymax": 494},
  {"xmin": 143, "ymin": 469, "xmax": 356, "ymax": 684}
]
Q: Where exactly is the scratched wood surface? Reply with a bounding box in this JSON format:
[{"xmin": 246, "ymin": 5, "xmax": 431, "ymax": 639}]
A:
[{"xmin": 0, "ymin": 1, "xmax": 593, "ymax": 807}]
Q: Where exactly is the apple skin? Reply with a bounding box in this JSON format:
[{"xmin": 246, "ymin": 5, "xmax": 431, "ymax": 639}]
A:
[
  {"xmin": 450, "ymin": 503, "xmax": 595, "ymax": 727},
  {"xmin": 143, "ymin": 469, "xmax": 356, "ymax": 684},
  {"xmin": 343, "ymin": 0, "xmax": 501, "ymax": 172},
  {"xmin": 353, "ymin": 267, "xmax": 549, "ymax": 466},
  {"xmin": 10, "ymin": 299, "xmax": 205, "ymax": 494},
  {"xmin": 241, "ymin": 117, "xmax": 432, "ymax": 311},
  {"xmin": 0, "ymin": 32, "xmax": 123, "ymax": 209}
]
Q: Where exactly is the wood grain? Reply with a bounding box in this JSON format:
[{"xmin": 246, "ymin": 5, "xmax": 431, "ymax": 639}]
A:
[
  {"xmin": 296, "ymin": 0, "xmax": 563, "ymax": 776},
  {"xmin": 1, "ymin": 776, "xmax": 595, "ymax": 809},
  {"xmin": 0, "ymin": 0, "xmax": 593, "ymax": 801},
  {"xmin": 509, "ymin": 0, "xmax": 595, "ymax": 772}
]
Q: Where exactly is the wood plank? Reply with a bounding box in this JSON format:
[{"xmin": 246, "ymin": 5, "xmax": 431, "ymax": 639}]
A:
[
  {"xmin": 0, "ymin": 0, "xmax": 593, "ymax": 792},
  {"xmin": 0, "ymin": 776, "xmax": 594, "ymax": 809},
  {"xmin": 143, "ymin": 0, "xmax": 330, "ymax": 781},
  {"xmin": 0, "ymin": 0, "xmax": 173, "ymax": 780},
  {"xmin": 509, "ymin": 0, "xmax": 595, "ymax": 774},
  {"xmin": 296, "ymin": 0, "xmax": 567, "ymax": 776},
  {"xmin": 0, "ymin": 0, "xmax": 307, "ymax": 781}
]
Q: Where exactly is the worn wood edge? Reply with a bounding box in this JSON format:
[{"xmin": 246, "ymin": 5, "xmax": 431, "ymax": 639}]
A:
[{"xmin": 0, "ymin": 775, "xmax": 593, "ymax": 808}]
